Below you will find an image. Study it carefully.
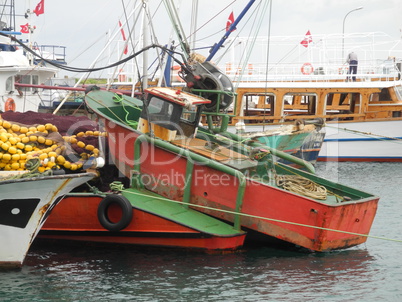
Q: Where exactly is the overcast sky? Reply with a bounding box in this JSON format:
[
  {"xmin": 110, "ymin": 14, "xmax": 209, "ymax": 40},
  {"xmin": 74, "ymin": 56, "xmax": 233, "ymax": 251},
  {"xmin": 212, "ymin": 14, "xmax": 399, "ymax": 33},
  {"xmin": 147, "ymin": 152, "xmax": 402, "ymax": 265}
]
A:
[{"xmin": 12, "ymin": 0, "xmax": 402, "ymax": 79}]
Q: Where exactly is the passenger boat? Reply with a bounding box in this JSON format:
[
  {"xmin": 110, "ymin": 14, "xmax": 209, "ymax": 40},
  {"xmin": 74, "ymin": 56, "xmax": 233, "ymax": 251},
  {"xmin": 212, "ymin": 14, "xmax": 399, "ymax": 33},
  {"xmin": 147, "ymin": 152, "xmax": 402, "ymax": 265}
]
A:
[
  {"xmin": 233, "ymin": 80, "xmax": 402, "ymax": 162},
  {"xmin": 0, "ymin": 171, "xmax": 95, "ymax": 269},
  {"xmin": 83, "ymin": 81, "xmax": 379, "ymax": 252},
  {"xmin": 221, "ymin": 33, "xmax": 402, "ymax": 162}
]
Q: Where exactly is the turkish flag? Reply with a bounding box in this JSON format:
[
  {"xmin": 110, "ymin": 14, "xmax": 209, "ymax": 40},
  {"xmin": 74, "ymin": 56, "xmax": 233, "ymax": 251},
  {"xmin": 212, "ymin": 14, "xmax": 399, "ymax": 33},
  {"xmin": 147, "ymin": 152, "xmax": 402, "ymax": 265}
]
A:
[
  {"xmin": 226, "ymin": 11, "xmax": 236, "ymax": 32},
  {"xmin": 20, "ymin": 23, "xmax": 30, "ymax": 34},
  {"xmin": 300, "ymin": 30, "xmax": 313, "ymax": 48},
  {"xmin": 33, "ymin": 0, "xmax": 45, "ymax": 16}
]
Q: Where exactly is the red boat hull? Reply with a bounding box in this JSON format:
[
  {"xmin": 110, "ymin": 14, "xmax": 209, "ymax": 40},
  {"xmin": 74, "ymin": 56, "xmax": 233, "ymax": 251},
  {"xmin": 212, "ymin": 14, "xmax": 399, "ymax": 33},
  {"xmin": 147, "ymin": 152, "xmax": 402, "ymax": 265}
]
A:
[
  {"xmin": 103, "ymin": 119, "xmax": 379, "ymax": 252},
  {"xmin": 40, "ymin": 194, "xmax": 245, "ymax": 251}
]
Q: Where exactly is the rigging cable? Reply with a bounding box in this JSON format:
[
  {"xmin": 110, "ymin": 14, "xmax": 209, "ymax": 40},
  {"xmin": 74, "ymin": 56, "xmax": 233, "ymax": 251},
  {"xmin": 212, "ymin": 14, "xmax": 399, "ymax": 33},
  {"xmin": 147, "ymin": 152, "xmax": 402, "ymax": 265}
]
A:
[
  {"xmin": 0, "ymin": 32, "xmax": 190, "ymax": 75},
  {"xmin": 186, "ymin": 0, "xmax": 237, "ymax": 46},
  {"xmin": 262, "ymin": 0, "xmax": 273, "ymax": 129}
]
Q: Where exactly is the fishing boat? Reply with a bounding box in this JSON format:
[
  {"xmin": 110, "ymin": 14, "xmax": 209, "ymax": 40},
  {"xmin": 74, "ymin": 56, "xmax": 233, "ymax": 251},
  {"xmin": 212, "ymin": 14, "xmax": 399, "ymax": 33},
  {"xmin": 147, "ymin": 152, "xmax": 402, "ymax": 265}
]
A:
[
  {"xmin": 0, "ymin": 111, "xmax": 245, "ymax": 252},
  {"xmin": 0, "ymin": 170, "xmax": 95, "ymax": 269},
  {"xmin": 220, "ymin": 33, "xmax": 402, "ymax": 161},
  {"xmin": 0, "ymin": 1, "xmax": 68, "ymax": 113},
  {"xmin": 40, "ymin": 192, "xmax": 246, "ymax": 251},
  {"xmin": 83, "ymin": 83, "xmax": 379, "ymax": 252}
]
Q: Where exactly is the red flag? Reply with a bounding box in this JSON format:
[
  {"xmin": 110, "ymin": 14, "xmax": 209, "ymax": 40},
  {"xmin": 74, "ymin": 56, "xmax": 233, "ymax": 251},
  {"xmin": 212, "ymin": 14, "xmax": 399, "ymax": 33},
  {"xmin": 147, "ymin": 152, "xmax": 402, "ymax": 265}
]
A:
[
  {"xmin": 33, "ymin": 0, "xmax": 45, "ymax": 16},
  {"xmin": 226, "ymin": 11, "xmax": 236, "ymax": 32},
  {"xmin": 300, "ymin": 30, "xmax": 313, "ymax": 48},
  {"xmin": 20, "ymin": 23, "xmax": 30, "ymax": 34},
  {"xmin": 118, "ymin": 21, "xmax": 128, "ymax": 55}
]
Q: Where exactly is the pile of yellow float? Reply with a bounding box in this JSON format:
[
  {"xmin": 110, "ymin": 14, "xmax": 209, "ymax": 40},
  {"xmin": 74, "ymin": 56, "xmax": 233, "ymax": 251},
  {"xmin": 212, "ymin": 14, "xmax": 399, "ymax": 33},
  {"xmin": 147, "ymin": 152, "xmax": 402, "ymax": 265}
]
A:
[{"xmin": 0, "ymin": 118, "xmax": 104, "ymax": 173}]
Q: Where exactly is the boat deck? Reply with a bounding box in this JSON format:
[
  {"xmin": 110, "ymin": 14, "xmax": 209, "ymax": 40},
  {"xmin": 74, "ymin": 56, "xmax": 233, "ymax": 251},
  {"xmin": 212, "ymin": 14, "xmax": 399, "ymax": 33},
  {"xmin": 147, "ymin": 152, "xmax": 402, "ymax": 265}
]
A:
[{"xmin": 121, "ymin": 188, "xmax": 245, "ymax": 237}]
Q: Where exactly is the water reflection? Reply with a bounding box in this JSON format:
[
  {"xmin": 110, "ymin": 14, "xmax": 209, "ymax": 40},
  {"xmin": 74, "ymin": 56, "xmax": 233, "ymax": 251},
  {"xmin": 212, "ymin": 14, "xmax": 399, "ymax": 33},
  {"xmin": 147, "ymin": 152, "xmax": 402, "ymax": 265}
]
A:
[{"xmin": 9, "ymin": 242, "xmax": 381, "ymax": 302}]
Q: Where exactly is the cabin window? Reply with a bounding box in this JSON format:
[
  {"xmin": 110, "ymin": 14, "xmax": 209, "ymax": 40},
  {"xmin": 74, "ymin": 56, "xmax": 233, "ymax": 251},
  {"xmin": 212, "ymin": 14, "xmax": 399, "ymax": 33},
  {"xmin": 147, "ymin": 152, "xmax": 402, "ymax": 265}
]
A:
[
  {"xmin": 181, "ymin": 104, "xmax": 198, "ymax": 123},
  {"xmin": 15, "ymin": 75, "xmax": 31, "ymax": 92},
  {"xmin": 32, "ymin": 75, "xmax": 39, "ymax": 85},
  {"xmin": 369, "ymin": 89, "xmax": 392, "ymax": 102},
  {"xmin": 147, "ymin": 96, "xmax": 174, "ymax": 117},
  {"xmin": 393, "ymin": 86, "xmax": 402, "ymax": 101},
  {"xmin": 325, "ymin": 92, "xmax": 361, "ymax": 119},
  {"xmin": 283, "ymin": 93, "xmax": 317, "ymax": 115},
  {"xmin": 242, "ymin": 93, "xmax": 275, "ymax": 115},
  {"xmin": 6, "ymin": 76, "xmax": 13, "ymax": 91},
  {"xmin": 370, "ymin": 88, "xmax": 392, "ymax": 102}
]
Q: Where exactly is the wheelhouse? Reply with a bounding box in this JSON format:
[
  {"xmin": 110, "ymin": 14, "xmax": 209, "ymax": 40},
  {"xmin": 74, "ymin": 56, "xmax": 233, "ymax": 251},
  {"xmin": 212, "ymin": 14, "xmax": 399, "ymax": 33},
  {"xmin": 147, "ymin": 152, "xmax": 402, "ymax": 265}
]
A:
[{"xmin": 138, "ymin": 87, "xmax": 211, "ymax": 141}]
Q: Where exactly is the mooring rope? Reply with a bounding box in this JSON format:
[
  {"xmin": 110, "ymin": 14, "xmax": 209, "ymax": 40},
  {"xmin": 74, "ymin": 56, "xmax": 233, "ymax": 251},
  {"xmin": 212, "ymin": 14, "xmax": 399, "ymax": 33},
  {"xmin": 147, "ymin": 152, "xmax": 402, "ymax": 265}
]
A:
[{"xmin": 120, "ymin": 188, "xmax": 402, "ymax": 244}]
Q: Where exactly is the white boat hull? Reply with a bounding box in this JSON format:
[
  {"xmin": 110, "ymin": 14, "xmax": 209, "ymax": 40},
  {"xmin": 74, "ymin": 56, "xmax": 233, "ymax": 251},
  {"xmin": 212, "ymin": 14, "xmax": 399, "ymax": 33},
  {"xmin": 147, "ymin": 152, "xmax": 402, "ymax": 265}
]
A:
[
  {"xmin": 0, "ymin": 173, "xmax": 95, "ymax": 268},
  {"xmin": 319, "ymin": 120, "xmax": 402, "ymax": 161}
]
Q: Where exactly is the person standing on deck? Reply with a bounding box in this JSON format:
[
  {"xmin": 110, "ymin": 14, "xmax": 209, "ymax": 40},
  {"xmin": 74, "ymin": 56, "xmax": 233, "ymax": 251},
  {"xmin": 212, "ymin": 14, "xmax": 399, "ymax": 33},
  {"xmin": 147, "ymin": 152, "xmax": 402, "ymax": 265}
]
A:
[{"xmin": 346, "ymin": 51, "xmax": 358, "ymax": 82}]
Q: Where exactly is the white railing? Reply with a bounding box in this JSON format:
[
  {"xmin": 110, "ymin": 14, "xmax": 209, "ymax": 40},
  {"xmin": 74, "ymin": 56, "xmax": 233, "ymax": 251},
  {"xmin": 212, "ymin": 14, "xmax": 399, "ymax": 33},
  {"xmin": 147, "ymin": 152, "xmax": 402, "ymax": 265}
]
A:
[{"xmin": 218, "ymin": 59, "xmax": 401, "ymax": 83}]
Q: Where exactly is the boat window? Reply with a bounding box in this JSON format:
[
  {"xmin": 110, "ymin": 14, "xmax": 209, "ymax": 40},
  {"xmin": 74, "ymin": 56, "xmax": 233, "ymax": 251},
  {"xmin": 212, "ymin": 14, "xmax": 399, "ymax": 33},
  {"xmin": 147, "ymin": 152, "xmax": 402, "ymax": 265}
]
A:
[
  {"xmin": 147, "ymin": 96, "xmax": 173, "ymax": 117},
  {"xmin": 32, "ymin": 75, "xmax": 39, "ymax": 85},
  {"xmin": 394, "ymin": 86, "xmax": 402, "ymax": 101},
  {"xmin": 243, "ymin": 93, "xmax": 275, "ymax": 113},
  {"xmin": 6, "ymin": 76, "xmax": 13, "ymax": 91},
  {"xmin": 377, "ymin": 88, "xmax": 391, "ymax": 102},
  {"xmin": 15, "ymin": 75, "xmax": 31, "ymax": 92},
  {"xmin": 181, "ymin": 103, "xmax": 198, "ymax": 123},
  {"xmin": 283, "ymin": 93, "xmax": 317, "ymax": 115},
  {"xmin": 238, "ymin": 93, "xmax": 276, "ymax": 123},
  {"xmin": 325, "ymin": 92, "xmax": 361, "ymax": 119}
]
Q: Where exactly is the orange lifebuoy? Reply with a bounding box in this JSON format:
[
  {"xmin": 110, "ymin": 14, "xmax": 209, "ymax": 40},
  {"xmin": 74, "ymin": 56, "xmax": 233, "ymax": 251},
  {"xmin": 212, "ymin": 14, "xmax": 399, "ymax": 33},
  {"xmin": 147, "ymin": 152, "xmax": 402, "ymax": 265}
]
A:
[
  {"xmin": 4, "ymin": 98, "xmax": 16, "ymax": 112},
  {"xmin": 301, "ymin": 63, "xmax": 314, "ymax": 75},
  {"xmin": 248, "ymin": 64, "xmax": 253, "ymax": 75},
  {"xmin": 226, "ymin": 63, "xmax": 232, "ymax": 73}
]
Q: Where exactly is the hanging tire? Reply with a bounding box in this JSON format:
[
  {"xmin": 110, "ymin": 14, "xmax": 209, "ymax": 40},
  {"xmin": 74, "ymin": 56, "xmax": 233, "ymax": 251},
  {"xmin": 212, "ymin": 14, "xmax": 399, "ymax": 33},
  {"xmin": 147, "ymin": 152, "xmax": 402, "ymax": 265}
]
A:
[{"xmin": 97, "ymin": 195, "xmax": 133, "ymax": 231}]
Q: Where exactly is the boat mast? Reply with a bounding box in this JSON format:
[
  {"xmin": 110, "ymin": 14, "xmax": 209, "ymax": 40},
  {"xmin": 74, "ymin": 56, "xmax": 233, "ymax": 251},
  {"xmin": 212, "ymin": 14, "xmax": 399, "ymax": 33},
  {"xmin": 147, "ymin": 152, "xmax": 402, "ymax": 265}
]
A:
[
  {"xmin": 163, "ymin": 0, "xmax": 190, "ymax": 60},
  {"xmin": 189, "ymin": 0, "xmax": 198, "ymax": 51},
  {"xmin": 142, "ymin": 1, "xmax": 149, "ymax": 91}
]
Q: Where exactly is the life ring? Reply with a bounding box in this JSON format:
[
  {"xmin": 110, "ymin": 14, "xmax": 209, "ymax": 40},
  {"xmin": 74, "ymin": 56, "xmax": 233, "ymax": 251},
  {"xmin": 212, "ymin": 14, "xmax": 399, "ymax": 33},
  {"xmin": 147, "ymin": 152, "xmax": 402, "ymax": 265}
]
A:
[
  {"xmin": 97, "ymin": 195, "xmax": 133, "ymax": 231},
  {"xmin": 301, "ymin": 63, "xmax": 314, "ymax": 75},
  {"xmin": 248, "ymin": 64, "xmax": 253, "ymax": 75},
  {"xmin": 4, "ymin": 98, "xmax": 16, "ymax": 112}
]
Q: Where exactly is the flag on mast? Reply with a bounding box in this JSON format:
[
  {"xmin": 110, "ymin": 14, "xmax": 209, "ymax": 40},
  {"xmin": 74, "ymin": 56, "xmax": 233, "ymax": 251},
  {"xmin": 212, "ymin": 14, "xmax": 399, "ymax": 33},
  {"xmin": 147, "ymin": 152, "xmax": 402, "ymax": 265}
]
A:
[
  {"xmin": 226, "ymin": 11, "xmax": 236, "ymax": 32},
  {"xmin": 300, "ymin": 30, "xmax": 313, "ymax": 47},
  {"xmin": 33, "ymin": 0, "xmax": 45, "ymax": 16},
  {"xmin": 20, "ymin": 23, "xmax": 30, "ymax": 34},
  {"xmin": 118, "ymin": 21, "xmax": 128, "ymax": 55}
]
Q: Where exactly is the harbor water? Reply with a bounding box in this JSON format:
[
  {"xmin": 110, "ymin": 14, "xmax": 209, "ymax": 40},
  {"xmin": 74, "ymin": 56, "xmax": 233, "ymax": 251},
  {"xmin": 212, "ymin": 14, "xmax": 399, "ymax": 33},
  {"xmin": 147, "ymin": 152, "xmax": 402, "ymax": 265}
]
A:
[{"xmin": 1, "ymin": 162, "xmax": 401, "ymax": 301}]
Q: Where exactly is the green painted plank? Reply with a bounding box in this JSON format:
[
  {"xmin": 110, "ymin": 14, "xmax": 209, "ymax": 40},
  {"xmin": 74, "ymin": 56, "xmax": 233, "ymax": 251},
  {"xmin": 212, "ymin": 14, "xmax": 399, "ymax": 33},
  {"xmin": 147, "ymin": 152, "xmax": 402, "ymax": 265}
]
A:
[{"xmin": 121, "ymin": 188, "xmax": 244, "ymax": 237}]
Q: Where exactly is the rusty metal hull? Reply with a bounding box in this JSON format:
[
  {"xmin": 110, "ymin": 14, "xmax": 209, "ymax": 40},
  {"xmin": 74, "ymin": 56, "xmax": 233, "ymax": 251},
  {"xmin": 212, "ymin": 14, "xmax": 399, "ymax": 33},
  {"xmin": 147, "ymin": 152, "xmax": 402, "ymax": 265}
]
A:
[{"xmin": 0, "ymin": 173, "xmax": 95, "ymax": 269}]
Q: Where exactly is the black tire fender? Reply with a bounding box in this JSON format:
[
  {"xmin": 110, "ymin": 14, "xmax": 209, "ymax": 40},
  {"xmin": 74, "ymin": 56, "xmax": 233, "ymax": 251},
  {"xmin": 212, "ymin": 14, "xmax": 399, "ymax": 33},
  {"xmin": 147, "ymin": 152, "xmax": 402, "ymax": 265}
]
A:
[{"xmin": 97, "ymin": 195, "xmax": 133, "ymax": 231}]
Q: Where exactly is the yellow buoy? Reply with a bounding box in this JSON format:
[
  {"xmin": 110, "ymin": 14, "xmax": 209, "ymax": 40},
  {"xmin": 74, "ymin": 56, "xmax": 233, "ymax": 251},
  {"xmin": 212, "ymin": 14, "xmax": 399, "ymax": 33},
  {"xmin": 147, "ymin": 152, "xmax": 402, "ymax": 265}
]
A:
[{"xmin": 11, "ymin": 124, "xmax": 20, "ymax": 132}]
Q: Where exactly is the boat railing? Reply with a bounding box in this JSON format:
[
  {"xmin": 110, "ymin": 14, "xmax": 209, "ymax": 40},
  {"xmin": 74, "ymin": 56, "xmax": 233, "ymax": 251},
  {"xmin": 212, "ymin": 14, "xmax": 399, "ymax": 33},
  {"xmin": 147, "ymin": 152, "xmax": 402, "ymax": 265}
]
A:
[
  {"xmin": 219, "ymin": 59, "xmax": 402, "ymax": 83},
  {"xmin": 32, "ymin": 43, "xmax": 67, "ymax": 65}
]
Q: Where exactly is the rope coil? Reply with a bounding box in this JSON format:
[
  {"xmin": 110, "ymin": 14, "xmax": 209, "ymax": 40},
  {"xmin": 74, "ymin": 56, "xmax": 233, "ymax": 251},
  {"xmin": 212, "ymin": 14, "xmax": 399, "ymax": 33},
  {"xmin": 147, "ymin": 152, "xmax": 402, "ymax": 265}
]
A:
[{"xmin": 275, "ymin": 174, "xmax": 327, "ymax": 200}]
